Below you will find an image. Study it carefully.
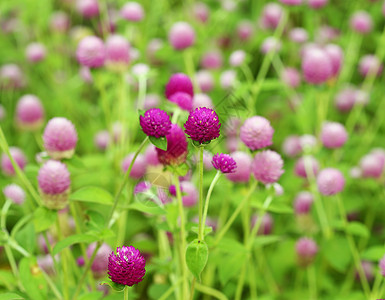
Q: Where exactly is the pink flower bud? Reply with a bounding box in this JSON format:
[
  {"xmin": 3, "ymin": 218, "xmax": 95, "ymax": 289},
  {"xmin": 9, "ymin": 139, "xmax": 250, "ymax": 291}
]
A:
[
  {"xmin": 282, "ymin": 135, "xmax": 302, "ymax": 157},
  {"xmin": 50, "ymin": 11, "xmax": 70, "ymax": 33},
  {"xmin": 302, "ymin": 48, "xmax": 332, "ymax": 84},
  {"xmin": 195, "ymin": 70, "xmax": 214, "ymax": 92},
  {"xmin": 193, "ymin": 2, "xmax": 209, "ymax": 23},
  {"xmin": 225, "ymin": 151, "xmax": 252, "ymax": 183},
  {"xmin": 76, "ymin": 0, "xmax": 100, "ymax": 18},
  {"xmin": 201, "ymin": 51, "xmax": 223, "ymax": 69},
  {"xmin": 3, "ymin": 184, "xmax": 25, "ymax": 205},
  {"xmin": 261, "ymin": 3, "xmax": 283, "ymax": 30},
  {"xmin": 192, "ymin": 94, "xmax": 214, "ymax": 110},
  {"xmin": 360, "ymin": 153, "xmax": 385, "ymax": 178},
  {"xmin": 26, "ymin": 43, "xmax": 46, "ymax": 63},
  {"xmin": 350, "ymin": 11, "xmax": 373, "ymax": 34},
  {"xmin": 324, "ymin": 44, "xmax": 343, "ymax": 77},
  {"xmin": 168, "ymin": 22, "xmax": 195, "ymax": 51},
  {"xmin": 334, "ymin": 86, "xmax": 356, "ymax": 112},
  {"xmin": 261, "ymin": 37, "xmax": 281, "ymax": 54},
  {"xmin": 0, "ymin": 64, "xmax": 25, "ymax": 89},
  {"xmin": 359, "ymin": 55, "xmax": 383, "ymax": 77},
  {"xmin": 320, "ymin": 121, "xmax": 347, "ymax": 149},
  {"xmin": 105, "ymin": 34, "xmax": 130, "ymax": 68},
  {"xmin": 16, "ymin": 94, "xmax": 44, "ymax": 130},
  {"xmin": 237, "ymin": 20, "xmax": 254, "ymax": 41},
  {"xmin": 279, "ymin": 0, "xmax": 302, "ymax": 5},
  {"xmin": 252, "ymin": 150, "xmax": 284, "ymax": 184},
  {"xmin": 281, "ymin": 67, "xmax": 301, "ymax": 88},
  {"xmin": 251, "ymin": 213, "xmax": 273, "ymax": 235},
  {"xmin": 1, "ymin": 147, "xmax": 27, "ymax": 176},
  {"xmin": 229, "ymin": 50, "xmax": 246, "ymax": 67},
  {"xmin": 289, "ymin": 27, "xmax": 308, "ymax": 43},
  {"xmin": 220, "ymin": 70, "xmax": 237, "ymax": 90},
  {"xmin": 120, "ymin": 2, "xmax": 144, "ymax": 22},
  {"xmin": 294, "ymin": 191, "xmax": 314, "ymax": 214},
  {"xmin": 308, "ymin": 0, "xmax": 328, "ymax": 9},
  {"xmin": 240, "ymin": 116, "xmax": 274, "ymax": 150},
  {"xmin": 295, "ymin": 156, "xmax": 319, "ymax": 178},
  {"xmin": 121, "ymin": 153, "xmax": 147, "ymax": 179},
  {"xmin": 180, "ymin": 181, "xmax": 198, "ymax": 207},
  {"xmin": 317, "ymin": 168, "xmax": 345, "ymax": 196},
  {"xmin": 94, "ymin": 130, "xmax": 110, "ymax": 150},
  {"xmin": 76, "ymin": 36, "xmax": 106, "ymax": 68},
  {"xmin": 296, "ymin": 237, "xmax": 318, "ymax": 267}
]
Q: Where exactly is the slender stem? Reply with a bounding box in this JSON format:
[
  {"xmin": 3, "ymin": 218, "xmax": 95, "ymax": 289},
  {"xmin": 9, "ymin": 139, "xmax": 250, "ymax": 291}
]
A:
[
  {"xmin": 124, "ymin": 286, "xmax": 129, "ymax": 300},
  {"xmin": 235, "ymin": 263, "xmax": 246, "ymax": 300},
  {"xmin": 137, "ymin": 75, "xmax": 147, "ymax": 110},
  {"xmin": 41, "ymin": 269, "xmax": 63, "ymax": 300},
  {"xmin": 174, "ymin": 173, "xmax": 188, "ymax": 299},
  {"xmin": 158, "ymin": 279, "xmax": 184, "ymax": 300},
  {"xmin": 248, "ymin": 254, "xmax": 258, "ymax": 300},
  {"xmin": 336, "ymin": 195, "xmax": 370, "ymax": 298},
  {"xmin": 195, "ymin": 282, "xmax": 228, "ymax": 300},
  {"xmin": 190, "ymin": 277, "xmax": 196, "ymax": 300},
  {"xmin": 1, "ymin": 199, "xmax": 11, "ymax": 229},
  {"xmin": 197, "ymin": 146, "xmax": 204, "ymax": 242},
  {"xmin": 307, "ymin": 264, "xmax": 317, "ymax": 300},
  {"xmin": 200, "ymin": 171, "xmax": 221, "ymax": 240},
  {"xmin": 184, "ymin": 50, "xmax": 195, "ymax": 87},
  {"xmin": 106, "ymin": 136, "xmax": 149, "ymax": 228},
  {"xmin": 57, "ymin": 218, "xmax": 69, "ymax": 300}
]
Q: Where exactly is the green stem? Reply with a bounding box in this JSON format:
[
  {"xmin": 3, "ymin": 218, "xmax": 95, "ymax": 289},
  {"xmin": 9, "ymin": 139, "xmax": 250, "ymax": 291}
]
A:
[
  {"xmin": 234, "ymin": 263, "xmax": 246, "ymax": 300},
  {"xmin": 137, "ymin": 75, "xmax": 147, "ymax": 110},
  {"xmin": 307, "ymin": 264, "xmax": 317, "ymax": 300},
  {"xmin": 57, "ymin": 218, "xmax": 69, "ymax": 300},
  {"xmin": 195, "ymin": 282, "xmax": 228, "ymax": 300},
  {"xmin": 198, "ymin": 146, "xmax": 204, "ymax": 242},
  {"xmin": 41, "ymin": 269, "xmax": 63, "ymax": 300},
  {"xmin": 190, "ymin": 277, "xmax": 196, "ymax": 300},
  {"xmin": 158, "ymin": 279, "xmax": 184, "ymax": 300},
  {"xmin": 248, "ymin": 255, "xmax": 258, "ymax": 300},
  {"xmin": 200, "ymin": 171, "xmax": 221, "ymax": 240},
  {"xmin": 124, "ymin": 286, "xmax": 129, "ymax": 300}
]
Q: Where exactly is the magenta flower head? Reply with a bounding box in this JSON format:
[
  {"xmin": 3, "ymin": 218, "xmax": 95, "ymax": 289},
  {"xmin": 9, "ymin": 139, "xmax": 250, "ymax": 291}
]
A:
[
  {"xmin": 296, "ymin": 237, "xmax": 318, "ymax": 267},
  {"xmin": 289, "ymin": 28, "xmax": 308, "ymax": 43},
  {"xmin": 87, "ymin": 242, "xmax": 112, "ymax": 278},
  {"xmin": 317, "ymin": 168, "xmax": 345, "ymax": 196},
  {"xmin": 76, "ymin": 36, "xmax": 106, "ymax": 68},
  {"xmin": 156, "ymin": 124, "xmax": 188, "ymax": 166},
  {"xmin": 240, "ymin": 116, "xmax": 274, "ymax": 151},
  {"xmin": 195, "ymin": 70, "xmax": 214, "ymax": 93},
  {"xmin": 359, "ymin": 55, "xmax": 383, "ymax": 78},
  {"xmin": 26, "ymin": 42, "xmax": 46, "ymax": 63},
  {"xmin": 43, "ymin": 117, "xmax": 78, "ymax": 160},
  {"xmin": 184, "ymin": 107, "xmax": 221, "ymax": 144},
  {"xmin": 193, "ymin": 2, "xmax": 209, "ymax": 23},
  {"xmin": 193, "ymin": 94, "xmax": 214, "ymax": 110},
  {"xmin": 76, "ymin": 0, "xmax": 100, "ymax": 18},
  {"xmin": 0, "ymin": 64, "xmax": 25, "ymax": 89},
  {"xmin": 105, "ymin": 34, "xmax": 130, "ymax": 69},
  {"xmin": 252, "ymin": 150, "xmax": 284, "ymax": 184},
  {"xmin": 225, "ymin": 151, "xmax": 252, "ymax": 183},
  {"xmin": 294, "ymin": 191, "xmax": 314, "ymax": 214},
  {"xmin": 237, "ymin": 21, "xmax": 254, "ymax": 41},
  {"xmin": 3, "ymin": 184, "xmax": 25, "ymax": 205},
  {"xmin": 229, "ymin": 50, "xmax": 246, "ymax": 67},
  {"xmin": 120, "ymin": 2, "xmax": 144, "ymax": 22},
  {"xmin": 38, "ymin": 160, "xmax": 71, "ymax": 210},
  {"xmin": 282, "ymin": 135, "xmax": 302, "ymax": 157},
  {"xmin": 16, "ymin": 94, "xmax": 45, "ymax": 130},
  {"xmin": 108, "ymin": 245, "xmax": 146, "ymax": 286},
  {"xmin": 169, "ymin": 92, "xmax": 193, "ymax": 111},
  {"xmin": 360, "ymin": 153, "xmax": 385, "ymax": 178},
  {"xmin": 320, "ymin": 121, "xmax": 348, "ymax": 149},
  {"xmin": 165, "ymin": 73, "xmax": 194, "ymax": 100},
  {"xmin": 350, "ymin": 11, "xmax": 373, "ymax": 34},
  {"xmin": 302, "ymin": 48, "xmax": 332, "ymax": 84},
  {"xmin": 281, "ymin": 67, "xmax": 301, "ymax": 88},
  {"xmin": 379, "ymin": 255, "xmax": 385, "ymax": 277},
  {"xmin": 168, "ymin": 22, "xmax": 195, "ymax": 51},
  {"xmin": 1, "ymin": 147, "xmax": 27, "ymax": 176},
  {"xmin": 94, "ymin": 130, "xmax": 110, "ymax": 151},
  {"xmin": 121, "ymin": 153, "xmax": 147, "ymax": 179},
  {"xmin": 279, "ymin": 0, "xmax": 302, "ymax": 5},
  {"xmin": 335, "ymin": 86, "xmax": 357, "ymax": 112},
  {"xmin": 251, "ymin": 213, "xmax": 273, "ymax": 235},
  {"xmin": 324, "ymin": 44, "xmax": 343, "ymax": 77},
  {"xmin": 308, "ymin": 0, "xmax": 328, "ymax": 9},
  {"xmin": 212, "ymin": 153, "xmax": 237, "ymax": 174},
  {"xmin": 50, "ymin": 11, "xmax": 70, "ymax": 33},
  {"xmin": 201, "ymin": 51, "xmax": 223, "ymax": 70},
  {"xmin": 295, "ymin": 156, "xmax": 319, "ymax": 178},
  {"xmin": 261, "ymin": 3, "xmax": 283, "ymax": 29},
  {"xmin": 139, "ymin": 108, "xmax": 172, "ymax": 138}
]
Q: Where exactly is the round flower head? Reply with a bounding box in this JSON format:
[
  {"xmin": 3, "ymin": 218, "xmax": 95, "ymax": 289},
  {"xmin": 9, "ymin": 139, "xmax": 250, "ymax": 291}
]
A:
[
  {"xmin": 289, "ymin": 27, "xmax": 308, "ymax": 43},
  {"xmin": 308, "ymin": 0, "xmax": 328, "ymax": 9},
  {"xmin": 1, "ymin": 147, "xmax": 27, "ymax": 176},
  {"xmin": 16, "ymin": 94, "xmax": 45, "ymax": 130},
  {"xmin": 379, "ymin": 255, "xmax": 385, "ymax": 277},
  {"xmin": 26, "ymin": 42, "xmax": 46, "ymax": 63},
  {"xmin": 237, "ymin": 21, "xmax": 254, "ymax": 41},
  {"xmin": 165, "ymin": 73, "xmax": 194, "ymax": 100},
  {"xmin": 201, "ymin": 51, "xmax": 223, "ymax": 70},
  {"xmin": 282, "ymin": 135, "xmax": 302, "ymax": 157},
  {"xmin": 240, "ymin": 116, "xmax": 274, "ymax": 151},
  {"xmin": 302, "ymin": 48, "xmax": 332, "ymax": 84},
  {"xmin": 108, "ymin": 246, "xmax": 146, "ymax": 286},
  {"xmin": 105, "ymin": 34, "xmax": 130, "ymax": 68},
  {"xmin": 317, "ymin": 168, "xmax": 345, "ymax": 196},
  {"xmin": 350, "ymin": 11, "xmax": 373, "ymax": 34},
  {"xmin": 120, "ymin": 2, "xmax": 144, "ymax": 22},
  {"xmin": 139, "ymin": 108, "xmax": 172, "ymax": 138},
  {"xmin": 212, "ymin": 153, "xmax": 237, "ymax": 174},
  {"xmin": 261, "ymin": 37, "xmax": 282, "ymax": 54},
  {"xmin": 252, "ymin": 150, "xmax": 284, "ymax": 184},
  {"xmin": 261, "ymin": 3, "xmax": 283, "ymax": 29},
  {"xmin": 359, "ymin": 55, "xmax": 383, "ymax": 77},
  {"xmin": 225, "ymin": 151, "xmax": 252, "ymax": 183},
  {"xmin": 180, "ymin": 181, "xmax": 198, "ymax": 207},
  {"xmin": 3, "ymin": 184, "xmax": 25, "ymax": 205},
  {"xmin": 335, "ymin": 86, "xmax": 357, "ymax": 112},
  {"xmin": 193, "ymin": 2, "xmax": 209, "ymax": 23},
  {"xmin": 295, "ymin": 156, "xmax": 319, "ymax": 178},
  {"xmin": 279, "ymin": 0, "xmax": 302, "ymax": 5},
  {"xmin": 300, "ymin": 134, "xmax": 317, "ymax": 152},
  {"xmin": 168, "ymin": 22, "xmax": 195, "ymax": 51},
  {"xmin": 76, "ymin": 0, "xmax": 100, "ymax": 18},
  {"xmin": 296, "ymin": 237, "xmax": 318, "ymax": 267},
  {"xmin": 38, "ymin": 160, "xmax": 71, "ymax": 210},
  {"xmin": 324, "ymin": 44, "xmax": 343, "ymax": 77},
  {"xmin": 121, "ymin": 153, "xmax": 147, "ymax": 179},
  {"xmin": 43, "ymin": 117, "xmax": 78, "ymax": 160},
  {"xmin": 76, "ymin": 36, "xmax": 106, "ymax": 68},
  {"xmin": 193, "ymin": 94, "xmax": 214, "ymax": 110},
  {"xmin": 320, "ymin": 121, "xmax": 347, "ymax": 149},
  {"xmin": 360, "ymin": 153, "xmax": 385, "ymax": 178},
  {"xmin": 0, "ymin": 64, "xmax": 25, "ymax": 89},
  {"xmin": 87, "ymin": 243, "xmax": 112, "ymax": 278},
  {"xmin": 50, "ymin": 11, "xmax": 70, "ymax": 33},
  {"xmin": 94, "ymin": 130, "xmax": 110, "ymax": 151},
  {"xmin": 294, "ymin": 191, "xmax": 314, "ymax": 214},
  {"xmin": 195, "ymin": 70, "xmax": 214, "ymax": 93},
  {"xmin": 156, "ymin": 124, "xmax": 188, "ymax": 166},
  {"xmin": 220, "ymin": 70, "xmax": 237, "ymax": 90},
  {"xmin": 134, "ymin": 181, "xmax": 151, "ymax": 195},
  {"xmin": 169, "ymin": 92, "xmax": 193, "ymax": 111},
  {"xmin": 229, "ymin": 50, "xmax": 246, "ymax": 67},
  {"xmin": 145, "ymin": 145, "xmax": 160, "ymax": 166},
  {"xmin": 184, "ymin": 107, "xmax": 221, "ymax": 144},
  {"xmin": 281, "ymin": 67, "xmax": 301, "ymax": 88},
  {"xmin": 251, "ymin": 213, "xmax": 273, "ymax": 235}
]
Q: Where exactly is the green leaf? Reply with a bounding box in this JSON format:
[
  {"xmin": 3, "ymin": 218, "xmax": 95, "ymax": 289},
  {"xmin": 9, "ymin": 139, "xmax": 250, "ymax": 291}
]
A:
[
  {"xmin": 191, "ymin": 226, "xmax": 213, "ymax": 237},
  {"xmin": 138, "ymin": 109, "xmax": 145, "ymax": 117},
  {"xmin": 0, "ymin": 270, "xmax": 16, "ymax": 289},
  {"xmin": 149, "ymin": 136, "xmax": 168, "ymax": 151},
  {"xmin": 128, "ymin": 201, "xmax": 165, "ymax": 215},
  {"xmin": 253, "ymin": 235, "xmax": 283, "ymax": 247},
  {"xmin": 173, "ymin": 163, "xmax": 190, "ymax": 177},
  {"xmin": 346, "ymin": 222, "xmax": 369, "ymax": 238},
  {"xmin": 216, "ymin": 238, "xmax": 247, "ymax": 254},
  {"xmin": 33, "ymin": 207, "xmax": 57, "ymax": 233},
  {"xmin": 100, "ymin": 279, "xmax": 126, "ymax": 292},
  {"xmin": 65, "ymin": 155, "xmax": 85, "ymax": 168},
  {"xmin": 218, "ymin": 252, "xmax": 247, "ymax": 286},
  {"xmin": 52, "ymin": 233, "xmax": 98, "ymax": 255},
  {"xmin": 0, "ymin": 293, "xmax": 24, "ymax": 300},
  {"xmin": 251, "ymin": 201, "xmax": 293, "ymax": 214},
  {"xmin": 185, "ymin": 239, "xmax": 209, "ymax": 280},
  {"xmin": 0, "ymin": 231, "xmax": 8, "ymax": 246},
  {"xmin": 323, "ymin": 236, "xmax": 351, "ymax": 272},
  {"xmin": 19, "ymin": 257, "xmax": 47, "ymax": 300},
  {"xmin": 361, "ymin": 246, "xmax": 385, "ymax": 261},
  {"xmin": 70, "ymin": 186, "xmax": 114, "ymax": 205}
]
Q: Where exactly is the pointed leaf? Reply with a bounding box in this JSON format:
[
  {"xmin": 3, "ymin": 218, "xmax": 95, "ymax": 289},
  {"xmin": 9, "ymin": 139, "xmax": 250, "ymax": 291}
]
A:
[
  {"xmin": 52, "ymin": 233, "xmax": 99, "ymax": 255},
  {"xmin": 70, "ymin": 186, "xmax": 113, "ymax": 205},
  {"xmin": 185, "ymin": 239, "xmax": 208, "ymax": 280},
  {"xmin": 100, "ymin": 279, "xmax": 126, "ymax": 292},
  {"xmin": 149, "ymin": 136, "xmax": 168, "ymax": 151},
  {"xmin": 33, "ymin": 207, "xmax": 57, "ymax": 233}
]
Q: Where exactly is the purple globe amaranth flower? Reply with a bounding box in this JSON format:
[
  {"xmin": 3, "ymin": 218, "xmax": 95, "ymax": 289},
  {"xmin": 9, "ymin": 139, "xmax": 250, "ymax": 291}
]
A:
[
  {"xmin": 3, "ymin": 184, "xmax": 25, "ymax": 205},
  {"xmin": 139, "ymin": 108, "xmax": 172, "ymax": 138},
  {"xmin": 240, "ymin": 116, "xmax": 274, "ymax": 151},
  {"xmin": 334, "ymin": 86, "xmax": 357, "ymax": 112},
  {"xmin": 279, "ymin": 0, "xmax": 302, "ymax": 5},
  {"xmin": 355, "ymin": 261, "xmax": 374, "ymax": 282},
  {"xmin": 76, "ymin": 36, "xmax": 106, "ymax": 68},
  {"xmin": 180, "ymin": 181, "xmax": 198, "ymax": 207},
  {"xmin": 294, "ymin": 191, "xmax": 314, "ymax": 214},
  {"xmin": 0, "ymin": 64, "xmax": 26, "ymax": 89},
  {"xmin": 165, "ymin": 73, "xmax": 194, "ymax": 100},
  {"xmin": 359, "ymin": 55, "xmax": 383, "ymax": 78},
  {"xmin": 317, "ymin": 168, "xmax": 345, "ymax": 196},
  {"xmin": 121, "ymin": 153, "xmax": 147, "ymax": 179},
  {"xmin": 26, "ymin": 42, "xmax": 46, "ymax": 63},
  {"xmin": 87, "ymin": 242, "xmax": 112, "ymax": 278},
  {"xmin": 282, "ymin": 135, "xmax": 302, "ymax": 157},
  {"xmin": 145, "ymin": 145, "xmax": 160, "ymax": 166},
  {"xmin": 252, "ymin": 150, "xmax": 284, "ymax": 184},
  {"xmin": 281, "ymin": 67, "xmax": 301, "ymax": 88},
  {"xmin": 212, "ymin": 153, "xmax": 237, "ymax": 174},
  {"xmin": 302, "ymin": 48, "xmax": 332, "ymax": 84},
  {"xmin": 168, "ymin": 22, "xmax": 195, "ymax": 51},
  {"xmin": 38, "ymin": 160, "xmax": 71, "ymax": 210},
  {"xmin": 324, "ymin": 44, "xmax": 343, "ymax": 77},
  {"xmin": 261, "ymin": 3, "xmax": 283, "ymax": 30},
  {"xmin": 94, "ymin": 130, "xmax": 110, "ymax": 151},
  {"xmin": 251, "ymin": 213, "xmax": 273, "ymax": 235},
  {"xmin": 261, "ymin": 37, "xmax": 282, "ymax": 54},
  {"xmin": 184, "ymin": 107, "xmax": 221, "ymax": 144},
  {"xmin": 360, "ymin": 153, "xmax": 385, "ymax": 178},
  {"xmin": 156, "ymin": 124, "xmax": 188, "ymax": 166},
  {"xmin": 193, "ymin": 2, "xmax": 209, "ymax": 23},
  {"xmin": 1, "ymin": 147, "xmax": 27, "ymax": 176},
  {"xmin": 195, "ymin": 70, "xmax": 214, "ymax": 93},
  {"xmin": 37, "ymin": 255, "xmax": 56, "ymax": 275},
  {"xmin": 201, "ymin": 51, "xmax": 223, "ymax": 70},
  {"xmin": 379, "ymin": 255, "xmax": 385, "ymax": 277},
  {"xmin": 169, "ymin": 92, "xmax": 193, "ymax": 111},
  {"xmin": 320, "ymin": 121, "xmax": 348, "ymax": 149},
  {"xmin": 16, "ymin": 94, "xmax": 45, "ymax": 130},
  {"xmin": 289, "ymin": 28, "xmax": 308, "ymax": 43},
  {"xmin": 237, "ymin": 21, "xmax": 254, "ymax": 41},
  {"xmin": 300, "ymin": 134, "xmax": 317, "ymax": 151},
  {"xmin": 120, "ymin": 2, "xmax": 144, "ymax": 22},
  {"xmin": 43, "ymin": 117, "xmax": 78, "ymax": 160},
  {"xmin": 225, "ymin": 151, "xmax": 252, "ymax": 183},
  {"xmin": 350, "ymin": 11, "xmax": 373, "ymax": 34},
  {"xmin": 134, "ymin": 181, "xmax": 151, "ymax": 195},
  {"xmin": 295, "ymin": 156, "xmax": 319, "ymax": 179},
  {"xmin": 108, "ymin": 246, "xmax": 146, "ymax": 286},
  {"xmin": 76, "ymin": 0, "xmax": 100, "ymax": 18},
  {"xmin": 105, "ymin": 34, "xmax": 130, "ymax": 69},
  {"xmin": 193, "ymin": 94, "xmax": 214, "ymax": 110},
  {"xmin": 229, "ymin": 50, "xmax": 246, "ymax": 67},
  {"xmin": 308, "ymin": 0, "xmax": 328, "ymax": 9},
  {"xmin": 50, "ymin": 11, "xmax": 70, "ymax": 33},
  {"xmin": 296, "ymin": 237, "xmax": 318, "ymax": 267}
]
